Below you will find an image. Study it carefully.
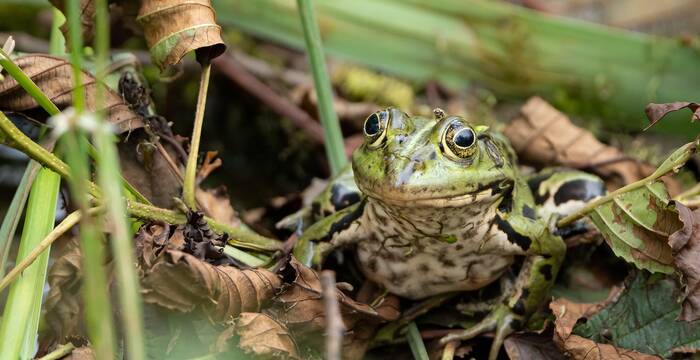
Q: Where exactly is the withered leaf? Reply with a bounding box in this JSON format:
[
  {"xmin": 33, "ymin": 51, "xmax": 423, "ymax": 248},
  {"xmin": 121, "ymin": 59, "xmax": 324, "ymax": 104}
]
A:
[
  {"xmin": 645, "ymin": 102, "xmax": 700, "ymax": 130},
  {"xmin": 668, "ymin": 201, "xmax": 700, "ymax": 321},
  {"xmin": 588, "ymin": 181, "xmax": 679, "ymax": 274},
  {"xmin": 140, "ymin": 248, "xmax": 281, "ymax": 319},
  {"xmin": 550, "ymin": 293, "xmax": 660, "ymax": 360},
  {"xmin": 0, "ymin": 55, "xmax": 143, "ymax": 133},
  {"xmin": 137, "ymin": 0, "xmax": 226, "ymax": 69},
  {"xmin": 235, "ymin": 312, "xmax": 300, "ymax": 360},
  {"xmin": 271, "ymin": 257, "xmax": 399, "ymax": 357},
  {"xmin": 504, "ymin": 97, "xmax": 673, "ymax": 190}
]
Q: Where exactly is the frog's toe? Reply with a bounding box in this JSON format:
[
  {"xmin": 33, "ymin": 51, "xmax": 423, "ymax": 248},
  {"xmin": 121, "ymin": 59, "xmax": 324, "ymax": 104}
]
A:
[{"xmin": 439, "ymin": 305, "xmax": 517, "ymax": 360}]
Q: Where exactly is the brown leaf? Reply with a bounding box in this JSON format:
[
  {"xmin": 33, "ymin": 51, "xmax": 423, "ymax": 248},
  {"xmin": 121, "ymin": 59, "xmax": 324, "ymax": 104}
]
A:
[
  {"xmin": 235, "ymin": 312, "xmax": 300, "ymax": 359},
  {"xmin": 668, "ymin": 201, "xmax": 700, "ymax": 321},
  {"xmin": 271, "ymin": 257, "xmax": 398, "ymax": 357},
  {"xmin": 645, "ymin": 102, "xmax": 700, "ymax": 130},
  {"xmin": 0, "ymin": 55, "xmax": 143, "ymax": 134},
  {"xmin": 42, "ymin": 236, "xmax": 89, "ymax": 349},
  {"xmin": 137, "ymin": 0, "xmax": 226, "ymax": 68},
  {"xmin": 504, "ymin": 333, "xmax": 564, "ymax": 360},
  {"xmin": 197, "ymin": 186, "xmax": 241, "ymax": 228},
  {"xmin": 139, "ymin": 232, "xmax": 281, "ymax": 319},
  {"xmin": 550, "ymin": 296, "xmax": 661, "ymax": 360},
  {"xmin": 504, "ymin": 97, "xmax": 677, "ymax": 191},
  {"xmin": 49, "ymin": 0, "xmax": 95, "ymax": 42}
]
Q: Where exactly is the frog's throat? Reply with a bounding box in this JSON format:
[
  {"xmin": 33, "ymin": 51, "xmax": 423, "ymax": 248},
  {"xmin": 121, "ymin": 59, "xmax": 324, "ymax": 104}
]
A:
[{"xmin": 363, "ymin": 188, "xmax": 500, "ymax": 208}]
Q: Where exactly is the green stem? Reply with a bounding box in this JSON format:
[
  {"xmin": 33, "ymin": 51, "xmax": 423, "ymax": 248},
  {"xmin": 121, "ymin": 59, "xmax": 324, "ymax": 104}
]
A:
[
  {"xmin": 406, "ymin": 322, "xmax": 429, "ymax": 360},
  {"xmin": 296, "ymin": 0, "xmax": 346, "ymax": 175},
  {"xmin": 0, "ymin": 167, "xmax": 61, "ymax": 358},
  {"xmin": 38, "ymin": 343, "xmax": 76, "ymax": 360},
  {"xmin": 183, "ymin": 62, "xmax": 212, "ymax": 209},
  {"xmin": 557, "ymin": 141, "xmax": 698, "ymax": 227}
]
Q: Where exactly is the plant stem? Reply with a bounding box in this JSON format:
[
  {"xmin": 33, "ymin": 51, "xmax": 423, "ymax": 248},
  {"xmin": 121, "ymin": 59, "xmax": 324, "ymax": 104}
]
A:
[
  {"xmin": 0, "ymin": 167, "xmax": 60, "ymax": 358},
  {"xmin": 183, "ymin": 62, "xmax": 212, "ymax": 209},
  {"xmin": 296, "ymin": 0, "xmax": 346, "ymax": 175},
  {"xmin": 37, "ymin": 342, "xmax": 76, "ymax": 360},
  {"xmin": 406, "ymin": 322, "xmax": 429, "ymax": 360},
  {"xmin": 557, "ymin": 141, "xmax": 698, "ymax": 227},
  {"xmin": 0, "ymin": 111, "xmax": 282, "ymax": 252}
]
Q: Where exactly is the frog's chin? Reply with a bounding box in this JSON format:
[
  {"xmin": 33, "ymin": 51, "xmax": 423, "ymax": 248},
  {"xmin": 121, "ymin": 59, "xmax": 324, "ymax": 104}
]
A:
[{"xmin": 363, "ymin": 188, "xmax": 498, "ymax": 208}]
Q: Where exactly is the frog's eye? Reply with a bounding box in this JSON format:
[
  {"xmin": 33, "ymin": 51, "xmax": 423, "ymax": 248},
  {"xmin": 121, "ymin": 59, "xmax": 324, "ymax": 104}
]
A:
[
  {"xmin": 441, "ymin": 121, "xmax": 477, "ymax": 160},
  {"xmin": 363, "ymin": 111, "xmax": 388, "ymax": 147}
]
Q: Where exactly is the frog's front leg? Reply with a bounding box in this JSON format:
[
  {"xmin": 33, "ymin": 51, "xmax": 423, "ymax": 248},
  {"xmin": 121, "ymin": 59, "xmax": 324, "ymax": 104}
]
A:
[
  {"xmin": 293, "ymin": 199, "xmax": 368, "ymax": 267},
  {"xmin": 440, "ymin": 213, "xmax": 566, "ymax": 360}
]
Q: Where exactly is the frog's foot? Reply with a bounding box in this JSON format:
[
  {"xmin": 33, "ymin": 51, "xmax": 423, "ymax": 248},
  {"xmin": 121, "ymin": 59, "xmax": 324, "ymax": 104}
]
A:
[{"xmin": 439, "ymin": 304, "xmax": 518, "ymax": 360}]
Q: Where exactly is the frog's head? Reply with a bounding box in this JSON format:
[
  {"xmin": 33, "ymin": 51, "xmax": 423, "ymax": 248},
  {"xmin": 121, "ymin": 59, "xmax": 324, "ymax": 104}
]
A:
[{"xmin": 352, "ymin": 108, "xmax": 518, "ymax": 207}]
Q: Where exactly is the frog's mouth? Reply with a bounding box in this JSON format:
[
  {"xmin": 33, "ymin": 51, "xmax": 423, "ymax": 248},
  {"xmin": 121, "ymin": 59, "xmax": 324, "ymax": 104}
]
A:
[{"xmin": 358, "ymin": 179, "xmax": 512, "ymax": 208}]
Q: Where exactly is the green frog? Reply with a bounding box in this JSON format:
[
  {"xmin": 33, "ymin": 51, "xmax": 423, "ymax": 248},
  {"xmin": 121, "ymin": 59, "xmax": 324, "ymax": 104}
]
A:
[{"xmin": 291, "ymin": 108, "xmax": 604, "ymax": 359}]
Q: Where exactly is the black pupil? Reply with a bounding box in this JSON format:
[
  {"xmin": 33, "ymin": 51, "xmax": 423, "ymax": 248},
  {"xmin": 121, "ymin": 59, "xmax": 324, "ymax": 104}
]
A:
[
  {"xmin": 454, "ymin": 128, "xmax": 474, "ymax": 148},
  {"xmin": 364, "ymin": 113, "xmax": 380, "ymax": 136}
]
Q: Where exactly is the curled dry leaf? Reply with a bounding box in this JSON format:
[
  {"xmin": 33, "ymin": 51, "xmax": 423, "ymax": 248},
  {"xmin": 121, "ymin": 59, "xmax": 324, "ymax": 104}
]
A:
[
  {"xmin": 271, "ymin": 257, "xmax": 399, "ymax": 357},
  {"xmin": 550, "ymin": 292, "xmax": 660, "ymax": 360},
  {"xmin": 645, "ymin": 102, "xmax": 700, "ymax": 130},
  {"xmin": 137, "ymin": 0, "xmax": 226, "ymax": 68},
  {"xmin": 0, "ymin": 55, "xmax": 143, "ymax": 133},
  {"xmin": 136, "ymin": 224, "xmax": 281, "ymax": 319},
  {"xmin": 196, "ymin": 186, "xmax": 241, "ymax": 229},
  {"xmin": 236, "ymin": 312, "xmax": 300, "ymax": 360},
  {"xmin": 504, "ymin": 97, "xmax": 669, "ymax": 189},
  {"xmin": 668, "ymin": 201, "xmax": 700, "ymax": 321}
]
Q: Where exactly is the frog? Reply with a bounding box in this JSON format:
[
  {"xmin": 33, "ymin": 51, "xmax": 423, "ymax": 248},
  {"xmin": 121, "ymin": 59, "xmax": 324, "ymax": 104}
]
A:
[{"xmin": 291, "ymin": 108, "xmax": 605, "ymax": 359}]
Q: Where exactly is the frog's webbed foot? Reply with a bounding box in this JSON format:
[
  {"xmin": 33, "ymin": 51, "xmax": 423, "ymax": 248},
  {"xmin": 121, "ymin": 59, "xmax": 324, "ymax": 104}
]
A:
[{"xmin": 439, "ymin": 304, "xmax": 518, "ymax": 360}]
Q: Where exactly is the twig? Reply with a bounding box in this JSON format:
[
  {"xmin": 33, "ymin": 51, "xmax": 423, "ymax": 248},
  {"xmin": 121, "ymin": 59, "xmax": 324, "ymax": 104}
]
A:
[
  {"xmin": 0, "ymin": 208, "xmax": 99, "ymax": 292},
  {"xmin": 37, "ymin": 343, "xmax": 76, "ymax": 360},
  {"xmin": 212, "ymin": 55, "xmax": 325, "ymax": 143},
  {"xmin": 321, "ymin": 270, "xmax": 343, "ymax": 360},
  {"xmin": 441, "ymin": 340, "xmax": 459, "ymax": 360},
  {"xmin": 183, "ymin": 61, "xmax": 212, "ymax": 209}
]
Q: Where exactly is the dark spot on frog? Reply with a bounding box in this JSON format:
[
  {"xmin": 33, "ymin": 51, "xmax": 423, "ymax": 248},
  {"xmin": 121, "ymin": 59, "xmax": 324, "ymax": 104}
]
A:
[
  {"xmin": 497, "ymin": 183, "xmax": 515, "ymax": 213},
  {"xmin": 318, "ymin": 200, "xmax": 366, "ymax": 243},
  {"xmin": 554, "ymin": 179, "xmax": 605, "ymax": 205},
  {"xmin": 495, "ymin": 215, "xmax": 531, "ymax": 251},
  {"xmin": 527, "ymin": 173, "xmax": 554, "ymax": 204},
  {"xmin": 512, "ymin": 287, "xmax": 529, "ymax": 315},
  {"xmin": 311, "ymin": 201, "xmax": 321, "ymax": 218},
  {"xmin": 510, "ymin": 319, "xmax": 523, "ymax": 330},
  {"xmin": 367, "ymin": 258, "xmax": 378, "ymax": 272},
  {"xmin": 522, "ymin": 205, "xmax": 536, "ymax": 219},
  {"xmin": 418, "ymin": 263, "xmax": 430, "ymax": 272},
  {"xmin": 539, "ymin": 264, "xmax": 553, "ymax": 281},
  {"xmin": 455, "ymin": 244, "xmax": 464, "ymax": 251},
  {"xmin": 443, "ymin": 259, "xmax": 456, "ymax": 267},
  {"xmin": 330, "ymin": 184, "xmax": 361, "ymax": 211}
]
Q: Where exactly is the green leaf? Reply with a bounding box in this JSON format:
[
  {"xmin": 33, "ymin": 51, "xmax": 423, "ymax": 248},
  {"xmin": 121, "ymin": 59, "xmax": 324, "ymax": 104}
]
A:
[
  {"xmin": 588, "ymin": 181, "xmax": 679, "ymax": 274},
  {"xmin": 574, "ymin": 272, "xmax": 700, "ymax": 357}
]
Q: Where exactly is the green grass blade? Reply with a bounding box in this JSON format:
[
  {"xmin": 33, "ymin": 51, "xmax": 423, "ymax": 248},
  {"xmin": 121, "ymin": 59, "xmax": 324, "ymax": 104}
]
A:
[
  {"xmin": 406, "ymin": 322, "xmax": 429, "ymax": 360},
  {"xmin": 0, "ymin": 167, "xmax": 60, "ymax": 359},
  {"xmin": 296, "ymin": 0, "xmax": 346, "ymax": 175}
]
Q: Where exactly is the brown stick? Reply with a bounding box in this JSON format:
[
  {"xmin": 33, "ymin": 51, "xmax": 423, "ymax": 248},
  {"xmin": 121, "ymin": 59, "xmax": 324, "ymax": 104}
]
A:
[
  {"xmin": 321, "ymin": 270, "xmax": 344, "ymax": 360},
  {"xmin": 212, "ymin": 54, "xmax": 325, "ymax": 143}
]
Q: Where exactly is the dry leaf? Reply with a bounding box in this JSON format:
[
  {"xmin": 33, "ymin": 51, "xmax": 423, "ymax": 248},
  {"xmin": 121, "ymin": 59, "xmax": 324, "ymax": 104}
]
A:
[
  {"xmin": 236, "ymin": 312, "xmax": 300, "ymax": 359},
  {"xmin": 0, "ymin": 55, "xmax": 143, "ymax": 134},
  {"xmin": 504, "ymin": 97, "xmax": 664, "ymax": 189},
  {"xmin": 137, "ymin": 0, "xmax": 225, "ymax": 68},
  {"xmin": 60, "ymin": 346, "xmax": 95, "ymax": 360},
  {"xmin": 49, "ymin": 0, "xmax": 95, "ymax": 42},
  {"xmin": 42, "ymin": 236, "xmax": 89, "ymax": 349},
  {"xmin": 668, "ymin": 201, "xmax": 700, "ymax": 321},
  {"xmin": 271, "ymin": 257, "xmax": 399, "ymax": 356},
  {"xmin": 139, "ymin": 242, "xmax": 281, "ymax": 319},
  {"xmin": 504, "ymin": 333, "xmax": 564, "ymax": 360},
  {"xmin": 550, "ymin": 296, "xmax": 661, "ymax": 360},
  {"xmin": 645, "ymin": 102, "xmax": 700, "ymax": 130},
  {"xmin": 197, "ymin": 186, "xmax": 241, "ymax": 228}
]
